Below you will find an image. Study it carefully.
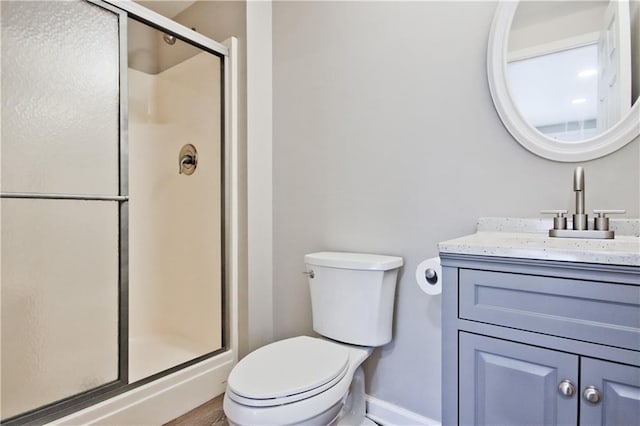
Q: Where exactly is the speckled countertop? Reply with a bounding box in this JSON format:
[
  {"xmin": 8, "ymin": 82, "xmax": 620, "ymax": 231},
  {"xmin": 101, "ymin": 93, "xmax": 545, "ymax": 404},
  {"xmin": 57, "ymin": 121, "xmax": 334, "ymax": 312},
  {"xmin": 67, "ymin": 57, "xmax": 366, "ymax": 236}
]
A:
[{"xmin": 438, "ymin": 218, "xmax": 640, "ymax": 266}]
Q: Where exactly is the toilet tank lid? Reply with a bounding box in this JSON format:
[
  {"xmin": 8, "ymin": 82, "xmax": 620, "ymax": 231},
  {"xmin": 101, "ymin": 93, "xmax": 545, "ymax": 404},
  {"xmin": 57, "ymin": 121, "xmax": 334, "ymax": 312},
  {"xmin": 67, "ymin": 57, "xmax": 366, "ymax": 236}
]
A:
[{"xmin": 304, "ymin": 252, "xmax": 403, "ymax": 271}]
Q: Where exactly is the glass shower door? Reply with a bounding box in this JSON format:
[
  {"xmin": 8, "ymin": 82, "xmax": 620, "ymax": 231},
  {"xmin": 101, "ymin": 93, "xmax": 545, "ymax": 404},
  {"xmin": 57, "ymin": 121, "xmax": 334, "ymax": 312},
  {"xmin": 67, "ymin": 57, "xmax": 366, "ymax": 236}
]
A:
[
  {"xmin": 1, "ymin": 0, "xmax": 227, "ymax": 422},
  {"xmin": 1, "ymin": 0, "xmax": 126, "ymax": 420}
]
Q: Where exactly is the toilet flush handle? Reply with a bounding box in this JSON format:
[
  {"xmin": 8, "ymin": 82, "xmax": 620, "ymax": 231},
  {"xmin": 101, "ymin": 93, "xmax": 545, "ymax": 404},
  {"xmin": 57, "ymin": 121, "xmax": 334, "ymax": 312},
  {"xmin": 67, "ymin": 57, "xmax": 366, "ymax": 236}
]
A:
[{"xmin": 302, "ymin": 270, "xmax": 315, "ymax": 279}]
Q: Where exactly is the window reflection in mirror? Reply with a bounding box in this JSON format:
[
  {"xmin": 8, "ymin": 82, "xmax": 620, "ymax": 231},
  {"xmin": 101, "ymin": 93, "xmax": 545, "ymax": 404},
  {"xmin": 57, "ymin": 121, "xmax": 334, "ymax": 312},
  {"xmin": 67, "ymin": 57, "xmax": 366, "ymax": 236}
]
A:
[{"xmin": 507, "ymin": 0, "xmax": 639, "ymax": 143}]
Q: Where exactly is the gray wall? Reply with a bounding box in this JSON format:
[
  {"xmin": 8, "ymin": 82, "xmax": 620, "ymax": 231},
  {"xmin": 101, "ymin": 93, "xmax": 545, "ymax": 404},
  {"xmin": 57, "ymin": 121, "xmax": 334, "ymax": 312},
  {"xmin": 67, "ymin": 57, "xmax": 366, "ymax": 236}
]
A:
[
  {"xmin": 632, "ymin": 0, "xmax": 640, "ymax": 103},
  {"xmin": 272, "ymin": 1, "xmax": 639, "ymax": 420}
]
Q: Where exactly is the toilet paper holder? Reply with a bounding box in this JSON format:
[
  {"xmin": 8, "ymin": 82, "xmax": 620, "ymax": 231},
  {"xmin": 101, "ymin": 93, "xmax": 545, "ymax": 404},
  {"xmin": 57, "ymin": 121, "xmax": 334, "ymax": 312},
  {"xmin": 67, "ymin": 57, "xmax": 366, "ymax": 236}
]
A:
[
  {"xmin": 425, "ymin": 268, "xmax": 438, "ymax": 285},
  {"xmin": 416, "ymin": 257, "xmax": 442, "ymax": 295}
]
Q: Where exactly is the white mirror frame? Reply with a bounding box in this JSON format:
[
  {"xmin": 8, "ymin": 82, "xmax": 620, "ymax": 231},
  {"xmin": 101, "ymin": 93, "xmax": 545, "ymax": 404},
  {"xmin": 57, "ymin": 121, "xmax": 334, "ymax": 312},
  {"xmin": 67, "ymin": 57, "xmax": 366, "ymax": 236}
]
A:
[{"xmin": 488, "ymin": 1, "xmax": 640, "ymax": 162}]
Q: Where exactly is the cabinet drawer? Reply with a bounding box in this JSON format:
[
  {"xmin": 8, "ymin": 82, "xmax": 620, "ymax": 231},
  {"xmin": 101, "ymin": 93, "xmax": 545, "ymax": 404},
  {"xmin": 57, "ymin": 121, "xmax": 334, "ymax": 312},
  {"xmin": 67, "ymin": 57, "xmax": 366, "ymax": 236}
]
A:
[{"xmin": 459, "ymin": 269, "xmax": 640, "ymax": 351}]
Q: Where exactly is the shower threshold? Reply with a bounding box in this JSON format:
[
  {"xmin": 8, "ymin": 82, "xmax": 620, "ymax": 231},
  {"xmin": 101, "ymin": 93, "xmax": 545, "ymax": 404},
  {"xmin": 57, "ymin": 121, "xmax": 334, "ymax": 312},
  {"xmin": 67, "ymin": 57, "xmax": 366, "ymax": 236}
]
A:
[{"xmin": 129, "ymin": 334, "xmax": 216, "ymax": 383}]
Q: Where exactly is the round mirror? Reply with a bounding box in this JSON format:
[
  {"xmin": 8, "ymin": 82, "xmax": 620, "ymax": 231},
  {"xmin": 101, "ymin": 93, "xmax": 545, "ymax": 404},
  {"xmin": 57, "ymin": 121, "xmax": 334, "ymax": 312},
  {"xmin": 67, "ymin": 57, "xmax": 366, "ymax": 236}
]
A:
[{"xmin": 488, "ymin": 1, "xmax": 639, "ymax": 162}]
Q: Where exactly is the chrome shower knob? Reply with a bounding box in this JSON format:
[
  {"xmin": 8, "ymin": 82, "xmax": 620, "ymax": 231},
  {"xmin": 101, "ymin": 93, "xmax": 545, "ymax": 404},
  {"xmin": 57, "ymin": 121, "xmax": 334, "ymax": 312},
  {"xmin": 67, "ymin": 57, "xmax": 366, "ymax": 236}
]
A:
[{"xmin": 179, "ymin": 144, "xmax": 198, "ymax": 175}]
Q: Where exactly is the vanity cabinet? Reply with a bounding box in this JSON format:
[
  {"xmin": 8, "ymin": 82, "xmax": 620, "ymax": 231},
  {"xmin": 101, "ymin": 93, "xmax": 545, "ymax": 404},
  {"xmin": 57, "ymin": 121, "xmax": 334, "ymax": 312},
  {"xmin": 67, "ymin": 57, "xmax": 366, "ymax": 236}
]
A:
[
  {"xmin": 580, "ymin": 358, "xmax": 640, "ymax": 426},
  {"xmin": 440, "ymin": 254, "xmax": 640, "ymax": 426},
  {"xmin": 459, "ymin": 333, "xmax": 640, "ymax": 426}
]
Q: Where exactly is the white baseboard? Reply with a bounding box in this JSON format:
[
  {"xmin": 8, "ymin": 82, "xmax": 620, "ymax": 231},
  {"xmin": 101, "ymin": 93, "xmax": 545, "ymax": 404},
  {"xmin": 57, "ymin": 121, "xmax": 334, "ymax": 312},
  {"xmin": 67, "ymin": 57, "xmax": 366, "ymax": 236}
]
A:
[
  {"xmin": 52, "ymin": 351, "xmax": 234, "ymax": 426},
  {"xmin": 365, "ymin": 395, "xmax": 440, "ymax": 426}
]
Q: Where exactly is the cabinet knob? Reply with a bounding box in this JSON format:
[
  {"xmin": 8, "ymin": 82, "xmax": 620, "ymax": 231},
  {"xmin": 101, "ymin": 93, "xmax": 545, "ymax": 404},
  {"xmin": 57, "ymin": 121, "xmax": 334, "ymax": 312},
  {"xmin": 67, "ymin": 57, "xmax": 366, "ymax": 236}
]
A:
[
  {"xmin": 557, "ymin": 379, "xmax": 576, "ymax": 397},
  {"xmin": 583, "ymin": 386, "xmax": 602, "ymax": 404}
]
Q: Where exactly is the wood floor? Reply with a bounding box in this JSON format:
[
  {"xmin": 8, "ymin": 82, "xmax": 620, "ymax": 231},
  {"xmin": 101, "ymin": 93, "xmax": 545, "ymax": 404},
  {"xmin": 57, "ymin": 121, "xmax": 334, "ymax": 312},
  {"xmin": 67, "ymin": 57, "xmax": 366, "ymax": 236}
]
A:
[{"xmin": 164, "ymin": 394, "xmax": 228, "ymax": 426}]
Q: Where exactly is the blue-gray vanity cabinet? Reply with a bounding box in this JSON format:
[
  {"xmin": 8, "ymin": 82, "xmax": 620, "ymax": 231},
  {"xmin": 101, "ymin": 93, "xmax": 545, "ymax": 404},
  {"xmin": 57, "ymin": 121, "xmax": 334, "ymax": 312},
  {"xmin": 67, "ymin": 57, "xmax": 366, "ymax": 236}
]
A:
[
  {"xmin": 459, "ymin": 332, "xmax": 578, "ymax": 425},
  {"xmin": 580, "ymin": 358, "xmax": 640, "ymax": 426},
  {"xmin": 440, "ymin": 253, "xmax": 640, "ymax": 426}
]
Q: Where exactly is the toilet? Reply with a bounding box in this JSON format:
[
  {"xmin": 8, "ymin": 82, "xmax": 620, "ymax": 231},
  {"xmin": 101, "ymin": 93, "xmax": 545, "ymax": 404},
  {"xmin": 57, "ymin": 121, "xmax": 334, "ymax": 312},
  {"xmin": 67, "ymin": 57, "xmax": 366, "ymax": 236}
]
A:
[{"xmin": 223, "ymin": 251, "xmax": 403, "ymax": 426}]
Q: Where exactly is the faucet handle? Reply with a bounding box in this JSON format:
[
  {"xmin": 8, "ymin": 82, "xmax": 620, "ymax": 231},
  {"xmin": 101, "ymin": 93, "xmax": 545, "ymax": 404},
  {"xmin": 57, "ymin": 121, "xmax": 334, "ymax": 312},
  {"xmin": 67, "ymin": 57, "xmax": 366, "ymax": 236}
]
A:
[
  {"xmin": 541, "ymin": 210, "xmax": 568, "ymax": 230},
  {"xmin": 593, "ymin": 209, "xmax": 626, "ymax": 231},
  {"xmin": 541, "ymin": 209, "xmax": 568, "ymax": 216},
  {"xmin": 593, "ymin": 209, "xmax": 626, "ymax": 216}
]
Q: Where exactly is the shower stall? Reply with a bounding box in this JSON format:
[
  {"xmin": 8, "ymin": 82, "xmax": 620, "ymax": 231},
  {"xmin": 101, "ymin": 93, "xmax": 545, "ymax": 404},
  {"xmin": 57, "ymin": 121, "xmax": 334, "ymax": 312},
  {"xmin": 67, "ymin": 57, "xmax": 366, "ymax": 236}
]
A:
[{"xmin": 0, "ymin": 1, "xmax": 237, "ymax": 424}]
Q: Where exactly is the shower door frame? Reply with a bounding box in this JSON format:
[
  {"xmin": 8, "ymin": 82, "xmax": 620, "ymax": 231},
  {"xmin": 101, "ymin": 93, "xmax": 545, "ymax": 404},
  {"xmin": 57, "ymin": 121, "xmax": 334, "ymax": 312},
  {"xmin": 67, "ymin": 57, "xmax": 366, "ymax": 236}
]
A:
[{"xmin": 1, "ymin": 1, "xmax": 237, "ymax": 424}]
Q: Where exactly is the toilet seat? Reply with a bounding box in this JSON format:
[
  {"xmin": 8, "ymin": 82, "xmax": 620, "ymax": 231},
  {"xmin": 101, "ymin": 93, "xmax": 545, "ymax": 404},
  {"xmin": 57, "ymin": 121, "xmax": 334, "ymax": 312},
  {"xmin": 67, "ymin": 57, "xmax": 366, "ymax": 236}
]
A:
[
  {"xmin": 227, "ymin": 336, "xmax": 350, "ymax": 408},
  {"xmin": 224, "ymin": 339, "xmax": 374, "ymax": 426}
]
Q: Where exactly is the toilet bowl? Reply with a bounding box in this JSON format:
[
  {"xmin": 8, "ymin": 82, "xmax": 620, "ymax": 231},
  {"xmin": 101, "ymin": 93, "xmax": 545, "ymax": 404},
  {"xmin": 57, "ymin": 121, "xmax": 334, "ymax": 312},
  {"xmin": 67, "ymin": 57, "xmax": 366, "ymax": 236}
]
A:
[
  {"xmin": 223, "ymin": 252, "xmax": 403, "ymax": 426},
  {"xmin": 223, "ymin": 336, "xmax": 373, "ymax": 426}
]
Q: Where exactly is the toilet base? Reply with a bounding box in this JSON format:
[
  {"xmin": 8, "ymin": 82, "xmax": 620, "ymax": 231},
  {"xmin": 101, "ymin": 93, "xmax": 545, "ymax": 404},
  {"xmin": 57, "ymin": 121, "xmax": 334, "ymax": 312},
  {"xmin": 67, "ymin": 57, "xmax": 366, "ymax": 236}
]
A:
[
  {"xmin": 362, "ymin": 417, "xmax": 378, "ymax": 426},
  {"xmin": 337, "ymin": 366, "xmax": 368, "ymax": 426}
]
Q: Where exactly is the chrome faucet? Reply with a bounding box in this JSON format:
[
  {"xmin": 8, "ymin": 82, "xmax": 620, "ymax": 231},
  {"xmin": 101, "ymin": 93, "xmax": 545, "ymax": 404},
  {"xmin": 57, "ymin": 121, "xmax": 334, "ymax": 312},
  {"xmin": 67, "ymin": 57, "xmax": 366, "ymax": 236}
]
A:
[
  {"xmin": 542, "ymin": 166, "xmax": 625, "ymax": 239},
  {"xmin": 572, "ymin": 166, "xmax": 587, "ymax": 230}
]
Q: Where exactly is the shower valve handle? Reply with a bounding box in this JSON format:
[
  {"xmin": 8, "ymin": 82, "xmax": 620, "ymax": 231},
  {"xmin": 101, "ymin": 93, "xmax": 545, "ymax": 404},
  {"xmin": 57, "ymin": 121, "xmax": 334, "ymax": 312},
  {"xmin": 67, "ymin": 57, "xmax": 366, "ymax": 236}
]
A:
[
  {"xmin": 178, "ymin": 144, "xmax": 198, "ymax": 175},
  {"xmin": 179, "ymin": 155, "xmax": 194, "ymax": 172}
]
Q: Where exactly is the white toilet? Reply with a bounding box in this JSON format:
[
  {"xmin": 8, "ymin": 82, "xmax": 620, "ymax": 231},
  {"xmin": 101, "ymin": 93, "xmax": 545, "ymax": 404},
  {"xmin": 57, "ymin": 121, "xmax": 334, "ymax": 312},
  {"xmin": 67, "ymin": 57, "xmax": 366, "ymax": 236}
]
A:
[{"xmin": 223, "ymin": 251, "xmax": 403, "ymax": 426}]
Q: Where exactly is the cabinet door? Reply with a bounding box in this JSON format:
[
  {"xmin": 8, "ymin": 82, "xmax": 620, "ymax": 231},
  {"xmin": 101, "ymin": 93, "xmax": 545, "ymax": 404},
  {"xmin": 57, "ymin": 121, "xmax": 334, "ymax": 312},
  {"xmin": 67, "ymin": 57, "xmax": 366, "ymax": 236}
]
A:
[
  {"xmin": 580, "ymin": 358, "xmax": 640, "ymax": 426},
  {"xmin": 460, "ymin": 333, "xmax": 579, "ymax": 426}
]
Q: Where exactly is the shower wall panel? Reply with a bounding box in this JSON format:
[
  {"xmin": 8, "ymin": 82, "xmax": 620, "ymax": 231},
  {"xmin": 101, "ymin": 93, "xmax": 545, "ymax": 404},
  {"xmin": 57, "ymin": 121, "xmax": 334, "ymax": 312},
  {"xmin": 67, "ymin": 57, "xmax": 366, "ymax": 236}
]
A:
[{"xmin": 129, "ymin": 51, "xmax": 222, "ymax": 380}]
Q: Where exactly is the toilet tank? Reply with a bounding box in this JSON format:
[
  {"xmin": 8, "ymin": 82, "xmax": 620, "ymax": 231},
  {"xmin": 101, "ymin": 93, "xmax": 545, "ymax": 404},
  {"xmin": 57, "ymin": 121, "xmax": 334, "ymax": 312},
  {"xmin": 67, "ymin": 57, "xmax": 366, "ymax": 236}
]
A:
[{"xmin": 304, "ymin": 252, "xmax": 403, "ymax": 347}]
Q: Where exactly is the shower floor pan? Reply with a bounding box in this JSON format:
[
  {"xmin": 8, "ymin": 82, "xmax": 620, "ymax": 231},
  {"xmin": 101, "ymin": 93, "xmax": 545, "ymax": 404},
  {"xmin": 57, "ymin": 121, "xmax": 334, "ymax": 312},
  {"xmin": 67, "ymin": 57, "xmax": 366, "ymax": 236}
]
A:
[{"xmin": 129, "ymin": 334, "xmax": 214, "ymax": 383}]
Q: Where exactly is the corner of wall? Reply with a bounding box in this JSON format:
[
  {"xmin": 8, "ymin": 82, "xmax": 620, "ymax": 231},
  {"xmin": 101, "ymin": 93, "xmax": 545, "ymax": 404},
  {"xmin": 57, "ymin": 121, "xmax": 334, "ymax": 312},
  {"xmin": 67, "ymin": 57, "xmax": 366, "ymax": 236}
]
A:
[{"xmin": 246, "ymin": 0, "xmax": 274, "ymax": 353}]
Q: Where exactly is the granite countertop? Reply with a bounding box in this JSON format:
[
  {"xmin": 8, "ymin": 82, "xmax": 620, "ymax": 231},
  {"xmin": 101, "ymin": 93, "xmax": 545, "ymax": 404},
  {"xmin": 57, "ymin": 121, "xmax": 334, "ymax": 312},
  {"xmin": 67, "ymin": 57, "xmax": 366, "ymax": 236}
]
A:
[{"xmin": 438, "ymin": 218, "xmax": 640, "ymax": 267}]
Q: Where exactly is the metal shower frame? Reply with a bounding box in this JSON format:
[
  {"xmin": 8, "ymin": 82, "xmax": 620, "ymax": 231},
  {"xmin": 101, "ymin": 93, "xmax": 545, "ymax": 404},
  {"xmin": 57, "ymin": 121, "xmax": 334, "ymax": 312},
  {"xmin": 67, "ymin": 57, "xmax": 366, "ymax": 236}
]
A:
[{"xmin": 1, "ymin": 0, "xmax": 235, "ymax": 424}]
